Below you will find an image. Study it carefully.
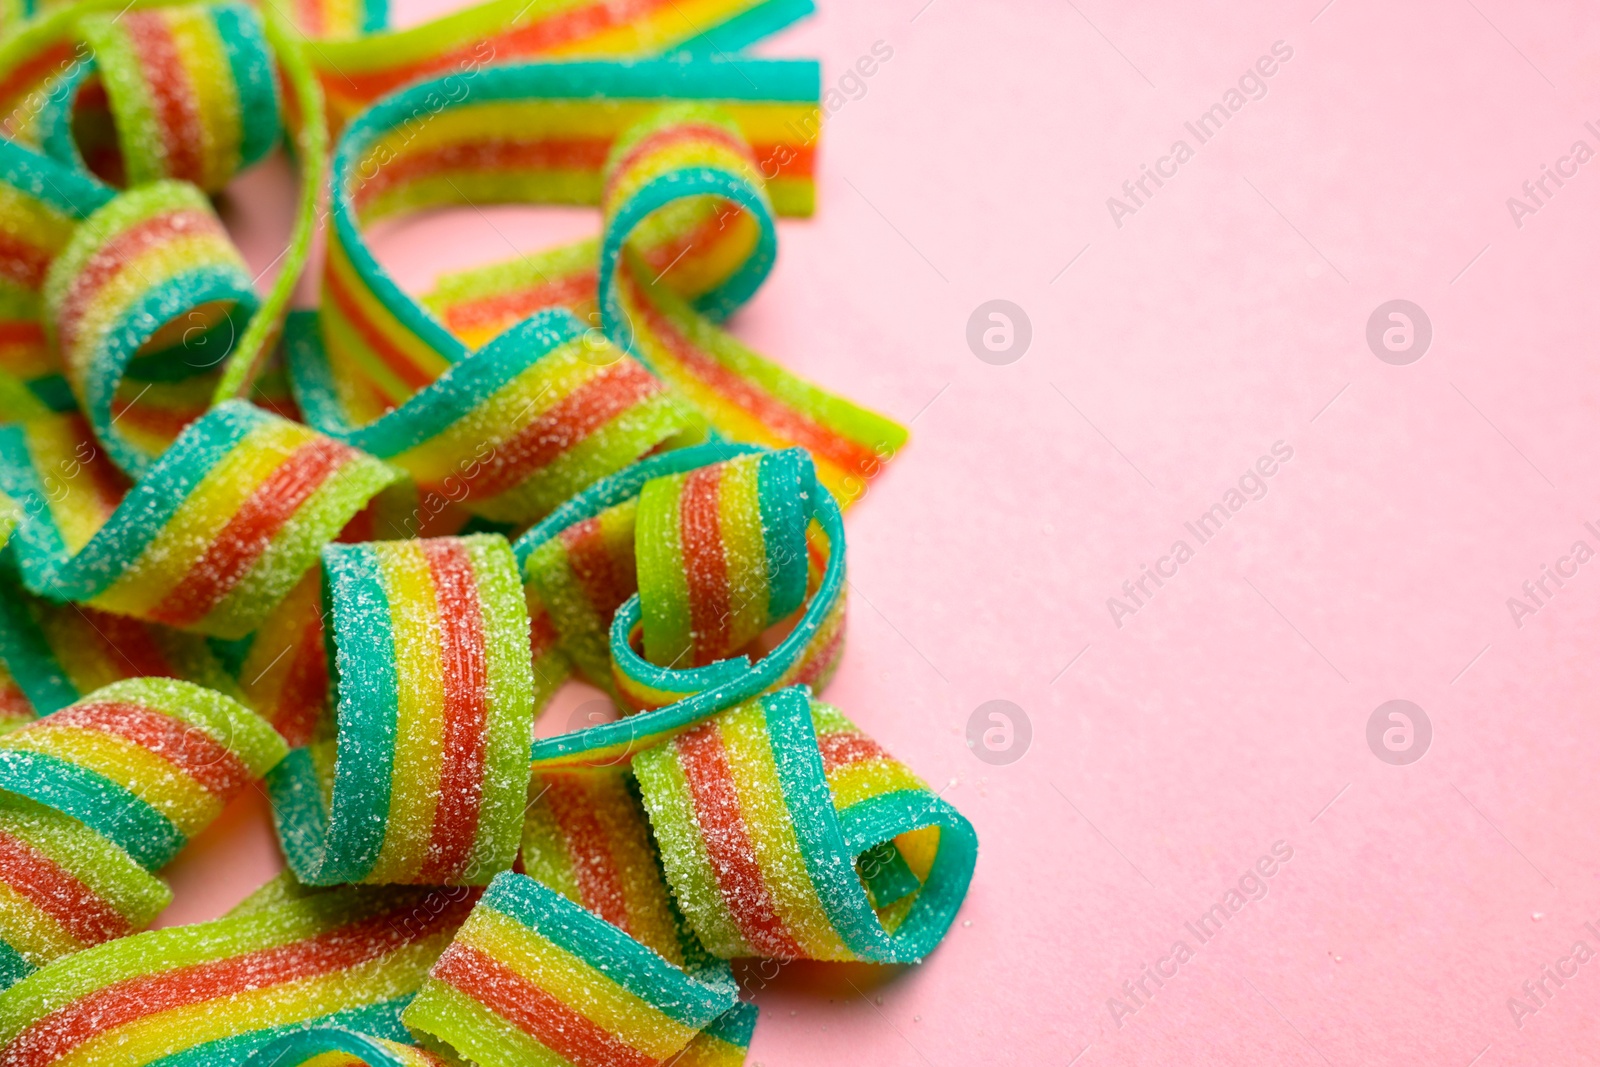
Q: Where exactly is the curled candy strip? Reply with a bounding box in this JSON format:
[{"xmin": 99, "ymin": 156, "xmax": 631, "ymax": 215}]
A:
[
  {"xmin": 0, "ymin": 568, "xmax": 245, "ymax": 715},
  {"xmin": 287, "ymin": 307, "xmax": 691, "ymax": 525},
  {"xmin": 69, "ymin": 2, "xmax": 281, "ymax": 191},
  {"xmin": 0, "ymin": 400, "xmax": 406, "ymax": 638},
  {"xmin": 0, "ymin": 884, "xmax": 477, "ymax": 1066},
  {"xmin": 427, "ymin": 97, "xmax": 907, "ymax": 505},
  {"xmin": 513, "ymin": 442, "xmax": 845, "ymax": 770},
  {"xmin": 401, "ymin": 870, "xmax": 739, "ymax": 1067},
  {"xmin": 269, "ymin": 534, "xmax": 536, "ymax": 886},
  {"xmin": 0, "ymin": 795, "xmax": 170, "ymax": 989},
  {"xmin": 634, "ymin": 687, "xmax": 977, "ymax": 963},
  {"xmin": 43, "ymin": 180, "xmax": 258, "ymax": 473},
  {"xmin": 0, "ymin": 676, "xmax": 286, "ymax": 869}
]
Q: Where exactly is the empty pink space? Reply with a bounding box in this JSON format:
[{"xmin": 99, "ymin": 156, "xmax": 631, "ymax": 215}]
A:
[{"xmin": 166, "ymin": 1, "xmax": 1600, "ymax": 1064}]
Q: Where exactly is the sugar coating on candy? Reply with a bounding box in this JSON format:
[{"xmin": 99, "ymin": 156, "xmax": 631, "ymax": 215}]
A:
[
  {"xmin": 270, "ymin": 535, "xmax": 535, "ymax": 886},
  {"xmin": 239, "ymin": 1028, "xmax": 453, "ymax": 1067},
  {"xmin": 0, "ymin": 676, "xmax": 287, "ymax": 871},
  {"xmin": 0, "ymin": 884, "xmax": 476, "ymax": 1065},
  {"xmin": 0, "ymin": 794, "xmax": 171, "ymax": 986},
  {"xmin": 635, "ymin": 450, "xmax": 807, "ymax": 670},
  {"xmin": 41, "ymin": 181, "xmax": 259, "ymax": 473},
  {"xmin": 77, "ymin": 3, "xmax": 281, "ymax": 193},
  {"xmin": 285, "ymin": 308, "xmax": 690, "ymax": 527},
  {"xmin": 523, "ymin": 496, "xmax": 638, "ymax": 688},
  {"xmin": 402, "ymin": 871, "xmax": 737, "ymax": 1067},
  {"xmin": 633, "ymin": 688, "xmax": 977, "ymax": 965},
  {"xmin": 0, "ymin": 401, "xmax": 406, "ymax": 640}
]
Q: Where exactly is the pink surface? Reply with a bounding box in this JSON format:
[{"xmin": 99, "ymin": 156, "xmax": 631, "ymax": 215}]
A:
[{"xmin": 164, "ymin": 1, "xmax": 1600, "ymax": 1063}]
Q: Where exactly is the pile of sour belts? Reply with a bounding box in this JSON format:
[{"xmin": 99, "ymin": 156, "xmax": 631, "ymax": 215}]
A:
[{"xmin": 0, "ymin": 0, "xmax": 977, "ymax": 1063}]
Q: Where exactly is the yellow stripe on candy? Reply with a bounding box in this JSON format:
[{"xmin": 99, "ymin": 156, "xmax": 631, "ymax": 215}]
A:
[
  {"xmin": 91, "ymin": 420, "xmax": 307, "ymax": 616},
  {"xmin": 367, "ymin": 542, "xmax": 445, "ymax": 884},
  {"xmin": 169, "ymin": 8, "xmax": 242, "ymax": 193},
  {"xmin": 717, "ymin": 711, "xmax": 844, "ymax": 958},
  {"xmin": 2, "ymin": 725, "xmax": 221, "ymax": 836},
  {"xmin": 458, "ymin": 908, "xmax": 698, "ymax": 1059},
  {"xmin": 826, "ymin": 759, "xmax": 927, "ymax": 811},
  {"xmin": 0, "ymin": 881, "xmax": 84, "ymax": 962}
]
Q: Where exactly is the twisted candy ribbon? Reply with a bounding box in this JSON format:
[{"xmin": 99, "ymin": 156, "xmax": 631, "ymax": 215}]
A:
[
  {"xmin": 634, "ymin": 687, "xmax": 976, "ymax": 963},
  {"xmin": 0, "ymin": 401, "xmax": 405, "ymax": 638},
  {"xmin": 516, "ymin": 442, "xmax": 845, "ymax": 770},
  {"xmin": 0, "ymin": 0, "xmax": 329, "ymax": 417},
  {"xmin": 402, "ymin": 870, "xmax": 742, "ymax": 1067},
  {"xmin": 269, "ymin": 534, "xmax": 536, "ymax": 886},
  {"xmin": 0, "ymin": 884, "xmax": 477, "ymax": 1065},
  {"xmin": 0, "ymin": 676, "xmax": 286, "ymax": 985},
  {"xmin": 290, "ymin": 57, "xmax": 903, "ymax": 509}
]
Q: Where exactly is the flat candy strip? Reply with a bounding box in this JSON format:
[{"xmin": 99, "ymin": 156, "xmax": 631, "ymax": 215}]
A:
[
  {"xmin": 311, "ymin": 57, "xmax": 816, "ymax": 430},
  {"xmin": 0, "ymin": 676, "xmax": 287, "ymax": 870},
  {"xmin": 72, "ymin": 2, "xmax": 281, "ymax": 192},
  {"xmin": 307, "ymin": 0, "xmax": 814, "ymax": 129},
  {"xmin": 268, "ymin": 534, "xmax": 536, "ymax": 885},
  {"xmin": 0, "ymin": 884, "xmax": 477, "ymax": 1066},
  {"xmin": 633, "ymin": 686, "xmax": 976, "ymax": 963},
  {"xmin": 401, "ymin": 870, "xmax": 738, "ymax": 1067},
  {"xmin": 43, "ymin": 179, "xmax": 259, "ymax": 474},
  {"xmin": 286, "ymin": 307, "xmax": 692, "ymax": 525},
  {"xmin": 0, "ymin": 400, "xmax": 406, "ymax": 639}
]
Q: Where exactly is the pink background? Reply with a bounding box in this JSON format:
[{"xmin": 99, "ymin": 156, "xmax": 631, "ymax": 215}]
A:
[{"xmin": 159, "ymin": 1, "xmax": 1600, "ymax": 1063}]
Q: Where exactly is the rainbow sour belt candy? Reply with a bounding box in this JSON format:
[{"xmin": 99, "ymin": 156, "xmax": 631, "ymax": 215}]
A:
[
  {"xmin": 417, "ymin": 91, "xmax": 907, "ymax": 505},
  {"xmin": 402, "ymin": 870, "xmax": 739, "ymax": 1067},
  {"xmin": 0, "ymin": 676, "xmax": 286, "ymax": 987},
  {"xmin": 0, "ymin": 0, "xmax": 331, "ymax": 413},
  {"xmin": 0, "ymin": 400, "xmax": 405, "ymax": 639},
  {"xmin": 269, "ymin": 534, "xmax": 536, "ymax": 886},
  {"xmin": 0, "ymin": 884, "xmax": 477, "ymax": 1065},
  {"xmin": 514, "ymin": 443, "xmax": 846, "ymax": 770},
  {"xmin": 290, "ymin": 57, "xmax": 904, "ymax": 508},
  {"xmin": 0, "ymin": 677, "xmax": 286, "ymax": 870},
  {"xmin": 633, "ymin": 687, "xmax": 977, "ymax": 963},
  {"xmin": 285, "ymin": 308, "xmax": 692, "ymax": 526}
]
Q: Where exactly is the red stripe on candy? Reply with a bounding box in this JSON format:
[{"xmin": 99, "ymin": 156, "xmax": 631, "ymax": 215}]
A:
[
  {"xmin": 673, "ymin": 723, "xmax": 804, "ymax": 958},
  {"xmin": 816, "ymin": 729, "xmax": 890, "ymax": 774},
  {"xmin": 122, "ymin": 12, "xmax": 204, "ymax": 184},
  {"xmin": 417, "ymin": 540, "xmax": 490, "ymax": 884},
  {"xmin": 43, "ymin": 701, "xmax": 251, "ymax": 801},
  {"xmin": 678, "ymin": 466, "xmax": 729, "ymax": 666},
  {"xmin": 439, "ymin": 271, "xmax": 597, "ymax": 335},
  {"xmin": 323, "ymin": 263, "xmax": 441, "ymax": 397},
  {"xmin": 560, "ymin": 516, "xmax": 635, "ymax": 623},
  {"xmin": 432, "ymin": 942, "xmax": 660, "ymax": 1067},
  {"xmin": 466, "ymin": 360, "xmax": 663, "ymax": 503},
  {"xmin": 603, "ymin": 124, "xmax": 752, "ymax": 204},
  {"xmin": 542, "ymin": 777, "xmax": 628, "ymax": 929},
  {"xmin": 351, "ymin": 139, "xmax": 613, "ymax": 212},
  {"xmin": 0, "ymin": 830, "xmax": 131, "ymax": 946},
  {"xmin": 148, "ymin": 437, "xmax": 353, "ymax": 627},
  {"xmin": 0, "ymin": 896, "xmax": 474, "ymax": 1067}
]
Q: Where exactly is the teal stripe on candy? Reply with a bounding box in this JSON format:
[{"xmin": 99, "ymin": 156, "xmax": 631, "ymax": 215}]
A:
[
  {"xmin": 22, "ymin": 375, "xmax": 76, "ymax": 412},
  {"xmin": 329, "ymin": 57, "xmax": 821, "ymax": 370},
  {"xmin": 678, "ymin": 0, "xmax": 816, "ymax": 59},
  {"xmin": 316, "ymin": 542, "xmax": 401, "ymax": 883},
  {"xmin": 211, "ymin": 3, "xmax": 281, "ymax": 172},
  {"xmin": 760, "ymin": 688, "xmax": 873, "ymax": 952},
  {"xmin": 0, "ymin": 939, "xmax": 33, "ymax": 992},
  {"xmin": 288, "ymin": 308, "xmax": 583, "ymax": 456},
  {"xmin": 154, "ymin": 1000, "xmax": 416, "ymax": 1067},
  {"xmin": 756, "ymin": 448, "xmax": 807, "ymax": 622},
  {"xmin": 0, "ymin": 749, "xmax": 185, "ymax": 870},
  {"xmin": 2, "ymin": 401, "xmax": 258, "ymax": 601},
  {"xmin": 0, "ymin": 139, "xmax": 113, "ymax": 220},
  {"xmin": 478, "ymin": 872, "xmax": 737, "ymax": 1028},
  {"xmin": 87, "ymin": 266, "xmax": 260, "ymax": 476},
  {"xmin": 0, "ymin": 568, "xmax": 78, "ymax": 714}
]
